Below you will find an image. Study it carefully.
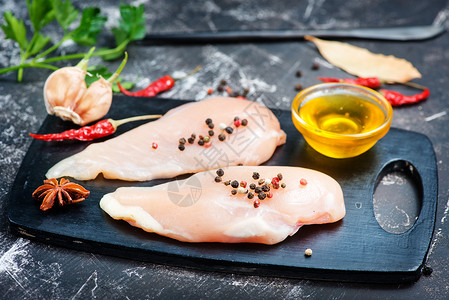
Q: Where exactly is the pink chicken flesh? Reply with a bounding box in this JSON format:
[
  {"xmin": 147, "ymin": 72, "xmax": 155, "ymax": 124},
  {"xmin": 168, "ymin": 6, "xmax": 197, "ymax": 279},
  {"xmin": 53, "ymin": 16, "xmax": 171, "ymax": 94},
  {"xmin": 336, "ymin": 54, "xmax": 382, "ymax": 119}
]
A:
[
  {"xmin": 46, "ymin": 97, "xmax": 287, "ymax": 181},
  {"xmin": 100, "ymin": 166, "xmax": 345, "ymax": 244}
]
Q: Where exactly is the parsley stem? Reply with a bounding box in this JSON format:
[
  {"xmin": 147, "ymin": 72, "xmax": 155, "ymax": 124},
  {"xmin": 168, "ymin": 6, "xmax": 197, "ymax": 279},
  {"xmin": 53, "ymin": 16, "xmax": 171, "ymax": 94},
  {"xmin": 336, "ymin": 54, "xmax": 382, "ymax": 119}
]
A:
[{"xmin": 0, "ymin": 62, "xmax": 58, "ymax": 75}]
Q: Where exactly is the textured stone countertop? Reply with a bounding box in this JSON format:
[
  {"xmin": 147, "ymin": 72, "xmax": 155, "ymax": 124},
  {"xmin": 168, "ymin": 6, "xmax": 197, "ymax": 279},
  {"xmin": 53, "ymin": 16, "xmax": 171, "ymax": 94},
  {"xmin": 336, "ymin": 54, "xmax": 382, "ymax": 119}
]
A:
[{"xmin": 1, "ymin": 0, "xmax": 449, "ymax": 299}]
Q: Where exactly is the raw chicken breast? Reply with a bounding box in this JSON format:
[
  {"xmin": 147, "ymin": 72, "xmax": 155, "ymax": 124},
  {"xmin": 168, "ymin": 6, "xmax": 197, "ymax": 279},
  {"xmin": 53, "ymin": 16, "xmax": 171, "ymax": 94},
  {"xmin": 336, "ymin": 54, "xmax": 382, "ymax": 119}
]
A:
[
  {"xmin": 46, "ymin": 97, "xmax": 286, "ymax": 181},
  {"xmin": 100, "ymin": 166, "xmax": 345, "ymax": 244}
]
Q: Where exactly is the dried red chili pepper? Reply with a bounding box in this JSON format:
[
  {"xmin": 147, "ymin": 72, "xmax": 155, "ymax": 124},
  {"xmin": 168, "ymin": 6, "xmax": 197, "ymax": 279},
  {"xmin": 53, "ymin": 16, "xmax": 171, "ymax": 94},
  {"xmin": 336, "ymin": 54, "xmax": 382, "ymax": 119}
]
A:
[
  {"xmin": 29, "ymin": 114, "xmax": 161, "ymax": 141},
  {"xmin": 380, "ymin": 88, "xmax": 430, "ymax": 106},
  {"xmin": 318, "ymin": 76, "xmax": 382, "ymax": 89},
  {"xmin": 117, "ymin": 65, "xmax": 201, "ymax": 97}
]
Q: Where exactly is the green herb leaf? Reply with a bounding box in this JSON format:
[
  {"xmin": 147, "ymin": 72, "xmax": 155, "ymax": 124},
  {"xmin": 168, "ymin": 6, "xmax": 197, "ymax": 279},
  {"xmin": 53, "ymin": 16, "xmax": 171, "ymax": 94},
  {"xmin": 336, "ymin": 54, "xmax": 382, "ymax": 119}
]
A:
[
  {"xmin": 86, "ymin": 64, "xmax": 135, "ymax": 92},
  {"xmin": 71, "ymin": 7, "xmax": 106, "ymax": 46},
  {"xmin": 26, "ymin": 0, "xmax": 55, "ymax": 32},
  {"xmin": 113, "ymin": 4, "xmax": 146, "ymax": 45},
  {"xmin": 1, "ymin": 12, "xmax": 28, "ymax": 51},
  {"xmin": 51, "ymin": 0, "xmax": 79, "ymax": 31},
  {"xmin": 28, "ymin": 33, "xmax": 52, "ymax": 56}
]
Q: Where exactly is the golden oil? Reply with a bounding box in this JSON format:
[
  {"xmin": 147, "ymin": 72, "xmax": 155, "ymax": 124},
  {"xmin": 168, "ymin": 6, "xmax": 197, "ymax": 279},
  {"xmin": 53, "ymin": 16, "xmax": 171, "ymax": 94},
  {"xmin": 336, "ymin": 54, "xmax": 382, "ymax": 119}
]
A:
[{"xmin": 299, "ymin": 94, "xmax": 386, "ymax": 135}]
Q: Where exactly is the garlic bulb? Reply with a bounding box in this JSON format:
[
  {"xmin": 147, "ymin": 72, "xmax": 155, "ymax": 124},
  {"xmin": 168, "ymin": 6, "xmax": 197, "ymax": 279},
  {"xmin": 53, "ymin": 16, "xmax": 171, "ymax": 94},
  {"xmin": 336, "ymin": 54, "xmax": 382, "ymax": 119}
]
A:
[{"xmin": 43, "ymin": 49, "xmax": 127, "ymax": 126}]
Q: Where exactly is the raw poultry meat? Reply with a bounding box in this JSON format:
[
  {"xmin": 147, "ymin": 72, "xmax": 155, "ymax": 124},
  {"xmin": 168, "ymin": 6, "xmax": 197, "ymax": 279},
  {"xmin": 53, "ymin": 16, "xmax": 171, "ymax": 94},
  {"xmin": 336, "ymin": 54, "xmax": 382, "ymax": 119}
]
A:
[
  {"xmin": 100, "ymin": 166, "xmax": 345, "ymax": 244},
  {"xmin": 46, "ymin": 97, "xmax": 287, "ymax": 181}
]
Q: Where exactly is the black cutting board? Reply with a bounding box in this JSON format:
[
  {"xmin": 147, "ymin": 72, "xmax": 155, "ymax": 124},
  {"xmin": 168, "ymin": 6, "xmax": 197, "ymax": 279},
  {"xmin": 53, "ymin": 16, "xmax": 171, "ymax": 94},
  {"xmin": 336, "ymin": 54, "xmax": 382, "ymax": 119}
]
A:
[{"xmin": 7, "ymin": 97, "xmax": 437, "ymax": 283}]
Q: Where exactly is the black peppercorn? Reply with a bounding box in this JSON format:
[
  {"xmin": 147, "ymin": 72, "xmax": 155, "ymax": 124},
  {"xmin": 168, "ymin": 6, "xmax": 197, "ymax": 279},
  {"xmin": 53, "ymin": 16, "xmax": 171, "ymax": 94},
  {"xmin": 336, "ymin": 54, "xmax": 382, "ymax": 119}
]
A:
[
  {"xmin": 231, "ymin": 180, "xmax": 239, "ymax": 188},
  {"xmin": 234, "ymin": 116, "xmax": 240, "ymax": 121},
  {"xmin": 277, "ymin": 173, "xmax": 283, "ymax": 181},
  {"xmin": 208, "ymin": 130, "xmax": 214, "ymax": 136},
  {"xmin": 281, "ymin": 183, "xmax": 286, "ymax": 188},
  {"xmin": 296, "ymin": 70, "xmax": 302, "ymax": 77},
  {"xmin": 255, "ymin": 186, "xmax": 262, "ymax": 194},
  {"xmin": 179, "ymin": 137, "xmax": 186, "ymax": 144},
  {"xmin": 311, "ymin": 62, "xmax": 320, "ymax": 70},
  {"xmin": 258, "ymin": 192, "xmax": 266, "ymax": 200},
  {"xmin": 231, "ymin": 189, "xmax": 237, "ymax": 195},
  {"xmin": 252, "ymin": 172, "xmax": 260, "ymax": 180},
  {"xmin": 241, "ymin": 119, "xmax": 248, "ymax": 126},
  {"xmin": 258, "ymin": 179, "xmax": 265, "ymax": 185},
  {"xmin": 218, "ymin": 133, "xmax": 226, "ymax": 141},
  {"xmin": 198, "ymin": 139, "xmax": 205, "ymax": 146},
  {"xmin": 178, "ymin": 144, "xmax": 185, "ymax": 151},
  {"xmin": 262, "ymin": 184, "xmax": 270, "ymax": 192},
  {"xmin": 205, "ymin": 118, "xmax": 212, "ymax": 125},
  {"xmin": 249, "ymin": 183, "xmax": 256, "ymax": 190},
  {"xmin": 187, "ymin": 137, "xmax": 195, "ymax": 144},
  {"xmin": 216, "ymin": 169, "xmax": 224, "ymax": 177},
  {"xmin": 208, "ymin": 123, "xmax": 214, "ymax": 129},
  {"xmin": 225, "ymin": 126, "xmax": 233, "ymax": 134},
  {"xmin": 214, "ymin": 176, "xmax": 222, "ymax": 183},
  {"xmin": 247, "ymin": 192, "xmax": 254, "ymax": 199}
]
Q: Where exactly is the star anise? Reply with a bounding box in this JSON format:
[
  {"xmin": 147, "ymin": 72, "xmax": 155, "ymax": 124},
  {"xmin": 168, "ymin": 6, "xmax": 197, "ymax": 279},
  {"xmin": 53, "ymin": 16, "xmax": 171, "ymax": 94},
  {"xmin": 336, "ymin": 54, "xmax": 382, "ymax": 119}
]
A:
[{"xmin": 32, "ymin": 178, "xmax": 90, "ymax": 211}]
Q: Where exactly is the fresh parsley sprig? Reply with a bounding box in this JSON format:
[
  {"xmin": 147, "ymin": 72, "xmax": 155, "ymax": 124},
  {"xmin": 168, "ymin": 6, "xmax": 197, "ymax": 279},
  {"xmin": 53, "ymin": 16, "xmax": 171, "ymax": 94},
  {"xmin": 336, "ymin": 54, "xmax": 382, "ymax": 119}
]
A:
[{"xmin": 0, "ymin": 0, "xmax": 146, "ymax": 82}]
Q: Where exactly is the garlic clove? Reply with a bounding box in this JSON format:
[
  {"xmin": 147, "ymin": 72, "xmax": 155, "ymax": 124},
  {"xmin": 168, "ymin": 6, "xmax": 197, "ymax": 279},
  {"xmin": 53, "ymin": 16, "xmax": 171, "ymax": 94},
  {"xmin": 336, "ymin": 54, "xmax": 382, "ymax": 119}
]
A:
[
  {"xmin": 43, "ymin": 66, "xmax": 87, "ymax": 116},
  {"xmin": 52, "ymin": 106, "xmax": 83, "ymax": 125},
  {"xmin": 74, "ymin": 77, "xmax": 113, "ymax": 125}
]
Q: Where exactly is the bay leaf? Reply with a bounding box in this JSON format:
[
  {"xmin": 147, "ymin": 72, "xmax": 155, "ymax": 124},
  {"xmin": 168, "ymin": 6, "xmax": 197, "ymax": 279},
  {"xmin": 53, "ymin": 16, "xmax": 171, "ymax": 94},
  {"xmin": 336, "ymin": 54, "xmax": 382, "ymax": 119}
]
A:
[{"xmin": 305, "ymin": 35, "xmax": 421, "ymax": 83}]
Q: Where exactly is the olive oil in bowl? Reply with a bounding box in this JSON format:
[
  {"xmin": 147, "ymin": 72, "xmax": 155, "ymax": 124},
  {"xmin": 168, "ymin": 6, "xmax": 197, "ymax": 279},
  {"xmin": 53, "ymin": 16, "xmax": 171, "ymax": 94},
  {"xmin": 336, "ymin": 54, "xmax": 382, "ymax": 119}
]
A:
[{"xmin": 291, "ymin": 83, "xmax": 393, "ymax": 158}]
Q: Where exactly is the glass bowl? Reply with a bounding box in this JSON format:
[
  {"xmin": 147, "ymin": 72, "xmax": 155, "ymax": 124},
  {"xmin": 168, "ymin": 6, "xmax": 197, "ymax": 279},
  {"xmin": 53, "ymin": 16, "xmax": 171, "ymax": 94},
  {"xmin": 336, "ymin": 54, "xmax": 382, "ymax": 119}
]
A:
[{"xmin": 291, "ymin": 83, "xmax": 393, "ymax": 159}]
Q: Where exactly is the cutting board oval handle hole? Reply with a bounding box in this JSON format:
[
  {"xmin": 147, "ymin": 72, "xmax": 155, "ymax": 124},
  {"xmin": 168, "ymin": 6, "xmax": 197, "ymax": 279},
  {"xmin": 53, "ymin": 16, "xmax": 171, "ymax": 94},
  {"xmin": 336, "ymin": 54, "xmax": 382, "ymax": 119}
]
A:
[{"xmin": 372, "ymin": 160, "xmax": 423, "ymax": 234}]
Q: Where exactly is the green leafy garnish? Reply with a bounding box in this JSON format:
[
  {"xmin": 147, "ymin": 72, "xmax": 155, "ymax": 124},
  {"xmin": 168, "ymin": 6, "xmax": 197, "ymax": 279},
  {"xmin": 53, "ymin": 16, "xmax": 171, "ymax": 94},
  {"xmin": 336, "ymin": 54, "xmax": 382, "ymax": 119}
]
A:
[
  {"xmin": 86, "ymin": 65, "xmax": 135, "ymax": 92},
  {"xmin": 0, "ymin": 1, "xmax": 146, "ymax": 82}
]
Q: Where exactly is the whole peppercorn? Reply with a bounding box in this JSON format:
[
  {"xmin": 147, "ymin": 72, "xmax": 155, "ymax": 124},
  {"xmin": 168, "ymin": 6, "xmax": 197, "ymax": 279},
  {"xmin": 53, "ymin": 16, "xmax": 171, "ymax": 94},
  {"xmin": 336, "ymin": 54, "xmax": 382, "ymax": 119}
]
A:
[
  {"xmin": 258, "ymin": 179, "xmax": 265, "ymax": 186},
  {"xmin": 178, "ymin": 144, "xmax": 185, "ymax": 151},
  {"xmin": 234, "ymin": 119, "xmax": 242, "ymax": 127},
  {"xmin": 254, "ymin": 186, "xmax": 262, "ymax": 194},
  {"xmin": 249, "ymin": 183, "xmax": 256, "ymax": 190},
  {"xmin": 262, "ymin": 184, "xmax": 270, "ymax": 192},
  {"xmin": 208, "ymin": 130, "xmax": 214, "ymax": 136},
  {"xmin": 272, "ymin": 183, "xmax": 280, "ymax": 189},
  {"xmin": 300, "ymin": 178, "xmax": 308, "ymax": 186},
  {"xmin": 311, "ymin": 62, "xmax": 320, "ymax": 70},
  {"xmin": 198, "ymin": 139, "xmax": 205, "ymax": 146},
  {"xmin": 295, "ymin": 84, "xmax": 303, "ymax": 91},
  {"xmin": 231, "ymin": 180, "xmax": 239, "ymax": 188},
  {"xmin": 247, "ymin": 192, "xmax": 254, "ymax": 199},
  {"xmin": 152, "ymin": 142, "xmax": 158, "ymax": 149},
  {"xmin": 277, "ymin": 173, "xmax": 283, "ymax": 181},
  {"xmin": 216, "ymin": 169, "xmax": 224, "ymax": 177},
  {"xmin": 241, "ymin": 119, "xmax": 248, "ymax": 126},
  {"xmin": 187, "ymin": 137, "xmax": 195, "ymax": 144},
  {"xmin": 281, "ymin": 183, "xmax": 286, "ymax": 188},
  {"xmin": 218, "ymin": 133, "xmax": 226, "ymax": 141},
  {"xmin": 191, "ymin": 133, "xmax": 196, "ymax": 139},
  {"xmin": 240, "ymin": 181, "xmax": 247, "ymax": 188},
  {"xmin": 220, "ymin": 79, "xmax": 227, "ymax": 85},
  {"xmin": 208, "ymin": 123, "xmax": 214, "ymax": 129},
  {"xmin": 296, "ymin": 70, "xmax": 302, "ymax": 77},
  {"xmin": 258, "ymin": 192, "xmax": 267, "ymax": 200},
  {"xmin": 205, "ymin": 118, "xmax": 212, "ymax": 125},
  {"xmin": 214, "ymin": 176, "xmax": 222, "ymax": 183},
  {"xmin": 231, "ymin": 189, "xmax": 237, "ymax": 195},
  {"xmin": 271, "ymin": 177, "xmax": 280, "ymax": 186},
  {"xmin": 179, "ymin": 137, "xmax": 186, "ymax": 144},
  {"xmin": 305, "ymin": 248, "xmax": 313, "ymax": 256},
  {"xmin": 225, "ymin": 126, "xmax": 233, "ymax": 134},
  {"xmin": 203, "ymin": 136, "xmax": 210, "ymax": 142},
  {"xmin": 253, "ymin": 200, "xmax": 260, "ymax": 208},
  {"xmin": 267, "ymin": 192, "xmax": 273, "ymax": 198},
  {"xmin": 237, "ymin": 187, "xmax": 247, "ymax": 194},
  {"xmin": 234, "ymin": 116, "xmax": 240, "ymax": 121},
  {"xmin": 252, "ymin": 172, "xmax": 260, "ymax": 180},
  {"xmin": 224, "ymin": 180, "xmax": 231, "ymax": 186}
]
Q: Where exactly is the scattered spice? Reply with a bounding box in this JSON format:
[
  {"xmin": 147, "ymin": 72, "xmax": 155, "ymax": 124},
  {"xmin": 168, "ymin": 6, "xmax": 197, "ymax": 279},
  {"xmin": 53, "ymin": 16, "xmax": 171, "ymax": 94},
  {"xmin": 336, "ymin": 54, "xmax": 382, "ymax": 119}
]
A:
[
  {"xmin": 219, "ymin": 123, "xmax": 227, "ymax": 130},
  {"xmin": 249, "ymin": 183, "xmax": 256, "ymax": 190},
  {"xmin": 253, "ymin": 200, "xmax": 260, "ymax": 208},
  {"xmin": 207, "ymin": 88, "xmax": 213, "ymax": 95},
  {"xmin": 231, "ymin": 189, "xmax": 237, "ymax": 195},
  {"xmin": 205, "ymin": 118, "xmax": 213, "ymax": 125},
  {"xmin": 311, "ymin": 62, "xmax": 320, "ymax": 70},
  {"xmin": 152, "ymin": 142, "xmax": 158, "ymax": 149},
  {"xmin": 118, "ymin": 65, "xmax": 201, "ymax": 97},
  {"xmin": 258, "ymin": 179, "xmax": 265, "ymax": 186},
  {"xmin": 208, "ymin": 123, "xmax": 215, "ymax": 129},
  {"xmin": 198, "ymin": 139, "xmax": 205, "ymax": 146},
  {"xmin": 240, "ymin": 181, "xmax": 247, "ymax": 188},
  {"xmin": 30, "ymin": 114, "xmax": 161, "ymax": 142},
  {"xmin": 214, "ymin": 176, "xmax": 222, "ymax": 183},
  {"xmin": 381, "ymin": 88, "xmax": 430, "ymax": 106},
  {"xmin": 224, "ymin": 180, "xmax": 231, "ymax": 186},
  {"xmin": 248, "ymin": 192, "xmax": 255, "ymax": 199},
  {"xmin": 179, "ymin": 137, "xmax": 186, "ymax": 144},
  {"xmin": 267, "ymin": 192, "xmax": 273, "ymax": 198},
  {"xmin": 216, "ymin": 169, "xmax": 224, "ymax": 177},
  {"xmin": 258, "ymin": 192, "xmax": 267, "ymax": 200},
  {"xmin": 241, "ymin": 119, "xmax": 248, "ymax": 126},
  {"xmin": 32, "ymin": 178, "xmax": 90, "ymax": 211},
  {"xmin": 225, "ymin": 127, "xmax": 233, "ymax": 134},
  {"xmin": 187, "ymin": 137, "xmax": 195, "ymax": 144},
  {"xmin": 296, "ymin": 70, "xmax": 302, "ymax": 77},
  {"xmin": 203, "ymin": 136, "xmax": 210, "ymax": 143},
  {"xmin": 218, "ymin": 133, "xmax": 226, "ymax": 141},
  {"xmin": 178, "ymin": 144, "xmax": 185, "ymax": 151},
  {"xmin": 231, "ymin": 180, "xmax": 239, "ymax": 188},
  {"xmin": 281, "ymin": 183, "xmax": 286, "ymax": 188},
  {"xmin": 277, "ymin": 173, "xmax": 283, "ymax": 180},
  {"xmin": 262, "ymin": 184, "xmax": 270, "ymax": 192},
  {"xmin": 234, "ymin": 119, "xmax": 242, "ymax": 127},
  {"xmin": 237, "ymin": 187, "xmax": 247, "ymax": 194},
  {"xmin": 295, "ymin": 83, "xmax": 303, "ymax": 91},
  {"xmin": 252, "ymin": 172, "xmax": 260, "ymax": 180},
  {"xmin": 300, "ymin": 178, "xmax": 308, "ymax": 186},
  {"xmin": 318, "ymin": 76, "xmax": 381, "ymax": 89},
  {"xmin": 305, "ymin": 248, "xmax": 313, "ymax": 257},
  {"xmin": 208, "ymin": 130, "xmax": 214, "ymax": 136}
]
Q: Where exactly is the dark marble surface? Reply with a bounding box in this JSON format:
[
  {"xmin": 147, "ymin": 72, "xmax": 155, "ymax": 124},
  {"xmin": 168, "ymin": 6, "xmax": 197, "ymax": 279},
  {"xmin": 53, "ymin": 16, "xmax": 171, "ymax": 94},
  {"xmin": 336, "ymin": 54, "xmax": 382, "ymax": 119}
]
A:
[{"xmin": 1, "ymin": 0, "xmax": 449, "ymax": 299}]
